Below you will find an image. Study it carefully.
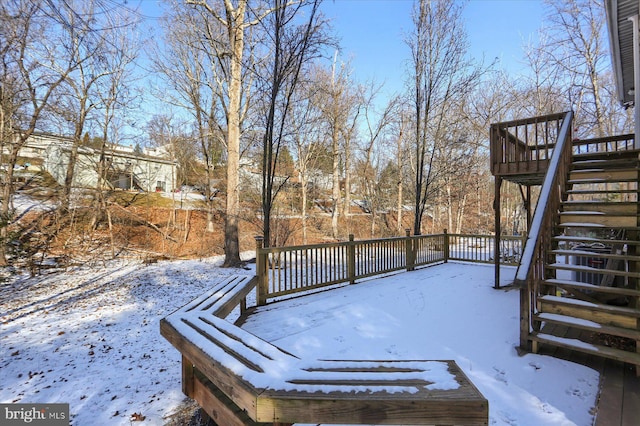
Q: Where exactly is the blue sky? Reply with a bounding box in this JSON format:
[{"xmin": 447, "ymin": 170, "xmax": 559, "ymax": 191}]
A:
[
  {"xmin": 321, "ymin": 0, "xmax": 544, "ymax": 96},
  {"xmin": 137, "ymin": 0, "xmax": 544, "ymax": 74},
  {"xmin": 135, "ymin": 0, "xmax": 545, "ymax": 114}
]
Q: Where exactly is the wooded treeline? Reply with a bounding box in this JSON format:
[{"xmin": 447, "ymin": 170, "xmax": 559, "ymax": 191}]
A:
[{"xmin": 0, "ymin": 0, "xmax": 633, "ymax": 270}]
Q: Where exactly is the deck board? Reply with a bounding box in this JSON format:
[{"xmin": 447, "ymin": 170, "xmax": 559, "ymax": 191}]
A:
[
  {"xmin": 622, "ymin": 363, "xmax": 640, "ymax": 426},
  {"xmin": 595, "ymin": 361, "xmax": 625, "ymax": 426},
  {"xmin": 538, "ymin": 324, "xmax": 639, "ymax": 426}
]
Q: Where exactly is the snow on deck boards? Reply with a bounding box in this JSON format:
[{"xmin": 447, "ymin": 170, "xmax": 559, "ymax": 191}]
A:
[
  {"xmin": 160, "ymin": 268, "xmax": 490, "ymax": 425},
  {"xmin": 241, "ymin": 262, "xmax": 600, "ymax": 426}
]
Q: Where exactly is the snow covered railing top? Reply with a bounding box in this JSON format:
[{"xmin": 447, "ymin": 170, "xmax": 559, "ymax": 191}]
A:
[{"xmin": 160, "ymin": 274, "xmax": 489, "ymax": 425}]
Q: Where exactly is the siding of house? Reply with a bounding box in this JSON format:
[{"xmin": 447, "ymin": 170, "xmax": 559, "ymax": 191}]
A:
[{"xmin": 11, "ymin": 133, "xmax": 176, "ymax": 193}]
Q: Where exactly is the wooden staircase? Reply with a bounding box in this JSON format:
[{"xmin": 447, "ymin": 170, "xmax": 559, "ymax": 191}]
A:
[{"xmin": 530, "ymin": 149, "xmax": 640, "ymax": 368}]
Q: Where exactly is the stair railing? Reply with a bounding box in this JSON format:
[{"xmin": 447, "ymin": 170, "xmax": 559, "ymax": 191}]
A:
[{"xmin": 514, "ymin": 110, "xmax": 574, "ymax": 350}]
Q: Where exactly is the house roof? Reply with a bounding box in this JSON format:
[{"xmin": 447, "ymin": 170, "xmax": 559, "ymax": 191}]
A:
[{"xmin": 606, "ymin": 0, "xmax": 639, "ymax": 105}]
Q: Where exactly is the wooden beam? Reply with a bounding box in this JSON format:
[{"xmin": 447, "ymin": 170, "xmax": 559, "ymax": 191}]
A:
[
  {"xmin": 192, "ymin": 369, "xmax": 280, "ymax": 426},
  {"xmin": 160, "ymin": 319, "xmax": 261, "ymax": 419}
]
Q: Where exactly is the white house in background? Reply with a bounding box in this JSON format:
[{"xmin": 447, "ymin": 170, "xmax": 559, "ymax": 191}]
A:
[{"xmin": 15, "ymin": 132, "xmax": 177, "ymax": 193}]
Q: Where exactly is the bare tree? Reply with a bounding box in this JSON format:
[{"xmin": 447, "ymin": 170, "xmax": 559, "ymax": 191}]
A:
[
  {"xmin": 541, "ymin": 0, "xmax": 609, "ymax": 137},
  {"xmin": 287, "ymin": 75, "xmax": 328, "ymax": 244},
  {"xmin": 406, "ymin": 0, "xmax": 483, "ymax": 235},
  {"xmin": 147, "ymin": 114, "xmax": 195, "ymax": 193},
  {"xmin": 358, "ymin": 90, "xmax": 397, "ymax": 236},
  {"xmin": 152, "ymin": 4, "xmax": 227, "ymax": 234},
  {"xmin": 339, "ymin": 88, "xmax": 362, "ymax": 235},
  {"xmin": 186, "ymin": 0, "xmax": 279, "ymax": 266},
  {"xmin": 0, "ymin": 0, "xmax": 87, "ymax": 265},
  {"xmin": 90, "ymin": 9, "xmax": 140, "ymax": 248},
  {"xmin": 312, "ymin": 59, "xmax": 361, "ymax": 239},
  {"xmin": 55, "ymin": 1, "xmax": 140, "ymax": 212},
  {"xmin": 57, "ymin": 2, "xmax": 105, "ymax": 210},
  {"xmin": 394, "ymin": 102, "xmax": 409, "ymax": 233},
  {"xmin": 291, "ymin": 107, "xmax": 321, "ymax": 244},
  {"xmin": 258, "ymin": 0, "xmax": 326, "ymax": 247}
]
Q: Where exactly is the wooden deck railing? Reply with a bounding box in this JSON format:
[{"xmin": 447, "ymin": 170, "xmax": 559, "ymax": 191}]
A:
[
  {"xmin": 490, "ymin": 112, "xmax": 567, "ymax": 181},
  {"xmin": 573, "ymin": 133, "xmax": 635, "ymax": 154},
  {"xmin": 513, "ymin": 110, "xmax": 574, "ymax": 349},
  {"xmin": 255, "ymin": 231, "xmax": 525, "ymax": 305}
]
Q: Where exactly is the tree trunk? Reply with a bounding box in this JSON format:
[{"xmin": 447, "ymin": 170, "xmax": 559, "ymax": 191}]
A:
[
  {"xmin": 0, "ymin": 143, "xmax": 22, "ymax": 266},
  {"xmin": 300, "ymin": 170, "xmax": 308, "ymax": 245},
  {"xmin": 331, "ymin": 124, "xmax": 340, "ymax": 239},
  {"xmin": 396, "ymin": 133, "xmax": 403, "ymax": 233},
  {"xmin": 446, "ymin": 184, "xmax": 453, "ymax": 233},
  {"xmin": 222, "ymin": 3, "xmax": 245, "ymax": 267},
  {"xmin": 63, "ymin": 143, "xmax": 80, "ymax": 210},
  {"xmin": 342, "ymin": 140, "xmax": 351, "ymax": 231},
  {"xmin": 456, "ymin": 193, "xmax": 467, "ymax": 235}
]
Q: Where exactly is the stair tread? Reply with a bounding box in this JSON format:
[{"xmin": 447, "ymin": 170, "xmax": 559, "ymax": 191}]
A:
[
  {"xmin": 561, "ymin": 204, "xmax": 638, "ymax": 214},
  {"xmin": 553, "ymin": 235, "xmax": 640, "ymax": 246},
  {"xmin": 568, "ymin": 178, "xmax": 639, "ymax": 184},
  {"xmin": 560, "ymin": 210, "xmax": 638, "ymax": 216},
  {"xmin": 539, "ymin": 295, "xmax": 640, "ymax": 317},
  {"xmin": 572, "ymin": 159, "xmax": 639, "ymax": 168},
  {"xmin": 570, "ymin": 167, "xmax": 639, "ymax": 172},
  {"xmin": 552, "ymin": 249, "xmax": 636, "ymax": 261},
  {"xmin": 568, "ymin": 172, "xmax": 638, "ymax": 182},
  {"xmin": 562, "ymin": 200, "xmax": 638, "ymax": 205},
  {"xmin": 566, "ymin": 189, "xmax": 638, "ymax": 194},
  {"xmin": 545, "ymin": 278, "xmax": 640, "ymax": 296},
  {"xmin": 530, "ymin": 332, "xmax": 640, "ymax": 366},
  {"xmin": 558, "ymin": 222, "xmax": 640, "ymax": 230},
  {"xmin": 547, "ymin": 262, "xmax": 640, "ymax": 278},
  {"xmin": 534, "ymin": 312, "xmax": 640, "ymax": 340}
]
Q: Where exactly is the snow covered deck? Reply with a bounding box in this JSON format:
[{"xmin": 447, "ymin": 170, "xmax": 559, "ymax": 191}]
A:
[{"xmin": 160, "ymin": 274, "xmax": 489, "ymax": 425}]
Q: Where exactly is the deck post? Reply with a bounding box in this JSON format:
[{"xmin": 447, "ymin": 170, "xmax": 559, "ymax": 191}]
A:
[
  {"xmin": 520, "ymin": 280, "xmax": 532, "ymax": 352},
  {"xmin": 405, "ymin": 229, "xmax": 415, "ymax": 271},
  {"xmin": 347, "ymin": 234, "xmax": 356, "ymax": 284},
  {"xmin": 182, "ymin": 355, "xmax": 195, "ymax": 397},
  {"xmin": 443, "ymin": 229, "xmax": 449, "ymax": 262},
  {"xmin": 255, "ymin": 236, "xmax": 268, "ymax": 306},
  {"xmin": 494, "ymin": 176, "xmax": 503, "ymax": 289}
]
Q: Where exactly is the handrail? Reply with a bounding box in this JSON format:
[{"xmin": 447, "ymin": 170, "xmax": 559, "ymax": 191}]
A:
[
  {"xmin": 513, "ymin": 111, "xmax": 573, "ymax": 350},
  {"xmin": 515, "ymin": 110, "xmax": 574, "ymax": 284},
  {"xmin": 492, "ymin": 112, "xmax": 567, "ymax": 128}
]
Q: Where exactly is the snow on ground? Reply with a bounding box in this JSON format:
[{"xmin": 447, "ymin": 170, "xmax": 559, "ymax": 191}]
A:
[
  {"xmin": 1, "ymin": 259, "xmax": 599, "ymax": 426},
  {"xmin": 12, "ymin": 192, "xmax": 57, "ymax": 217},
  {"xmin": 243, "ymin": 263, "xmax": 600, "ymax": 426},
  {"xmin": 0, "ymin": 255, "xmax": 254, "ymax": 425}
]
